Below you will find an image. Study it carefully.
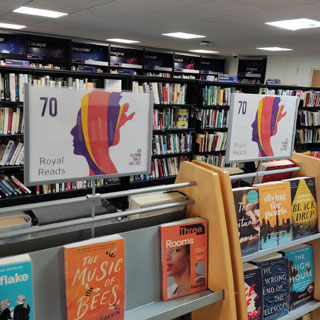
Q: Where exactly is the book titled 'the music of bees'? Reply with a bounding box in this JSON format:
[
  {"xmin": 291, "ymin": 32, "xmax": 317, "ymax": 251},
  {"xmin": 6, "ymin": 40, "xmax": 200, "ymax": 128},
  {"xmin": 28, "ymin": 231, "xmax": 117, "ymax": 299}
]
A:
[
  {"xmin": 0, "ymin": 254, "xmax": 34, "ymax": 320},
  {"xmin": 64, "ymin": 235, "xmax": 125, "ymax": 320},
  {"xmin": 160, "ymin": 217, "xmax": 208, "ymax": 301}
]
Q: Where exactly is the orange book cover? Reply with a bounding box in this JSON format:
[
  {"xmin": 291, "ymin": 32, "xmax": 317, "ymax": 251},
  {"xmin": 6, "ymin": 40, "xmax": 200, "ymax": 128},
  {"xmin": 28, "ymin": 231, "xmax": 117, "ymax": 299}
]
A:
[
  {"xmin": 258, "ymin": 182, "xmax": 291, "ymax": 250},
  {"xmin": 160, "ymin": 217, "xmax": 208, "ymax": 301},
  {"xmin": 64, "ymin": 234, "xmax": 125, "ymax": 320}
]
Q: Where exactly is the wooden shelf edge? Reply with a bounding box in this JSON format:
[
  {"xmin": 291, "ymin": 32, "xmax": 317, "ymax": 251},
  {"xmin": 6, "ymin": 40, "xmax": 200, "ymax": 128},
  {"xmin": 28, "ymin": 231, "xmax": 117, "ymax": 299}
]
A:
[
  {"xmin": 242, "ymin": 233, "xmax": 320, "ymax": 263},
  {"xmin": 125, "ymin": 289, "xmax": 224, "ymax": 320}
]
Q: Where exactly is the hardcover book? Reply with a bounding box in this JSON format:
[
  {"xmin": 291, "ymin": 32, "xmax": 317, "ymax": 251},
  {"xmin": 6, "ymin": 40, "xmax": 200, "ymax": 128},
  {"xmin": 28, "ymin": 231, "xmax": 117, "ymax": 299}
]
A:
[
  {"xmin": 283, "ymin": 177, "xmax": 318, "ymax": 240},
  {"xmin": 160, "ymin": 217, "xmax": 208, "ymax": 300},
  {"xmin": 0, "ymin": 254, "xmax": 34, "ymax": 320},
  {"xmin": 257, "ymin": 182, "xmax": 291, "ymax": 250},
  {"xmin": 282, "ymin": 244, "xmax": 314, "ymax": 310},
  {"xmin": 232, "ymin": 187, "xmax": 260, "ymax": 256},
  {"xmin": 243, "ymin": 263, "xmax": 263, "ymax": 320},
  {"xmin": 253, "ymin": 253, "xmax": 290, "ymax": 320},
  {"xmin": 176, "ymin": 109, "xmax": 188, "ymax": 129},
  {"xmin": 64, "ymin": 234, "xmax": 125, "ymax": 320}
]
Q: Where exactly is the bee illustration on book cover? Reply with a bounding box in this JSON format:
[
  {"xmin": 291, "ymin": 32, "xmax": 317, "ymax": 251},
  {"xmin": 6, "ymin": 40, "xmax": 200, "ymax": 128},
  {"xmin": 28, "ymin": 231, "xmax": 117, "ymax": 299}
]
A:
[{"xmin": 64, "ymin": 236, "xmax": 125, "ymax": 320}]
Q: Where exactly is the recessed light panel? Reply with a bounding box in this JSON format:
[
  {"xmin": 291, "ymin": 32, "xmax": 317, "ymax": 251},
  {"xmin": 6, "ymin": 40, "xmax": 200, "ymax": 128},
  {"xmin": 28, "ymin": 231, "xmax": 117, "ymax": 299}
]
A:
[
  {"xmin": 0, "ymin": 23, "xmax": 26, "ymax": 30},
  {"xmin": 256, "ymin": 47, "xmax": 293, "ymax": 51},
  {"xmin": 189, "ymin": 49, "xmax": 219, "ymax": 54},
  {"xmin": 162, "ymin": 32, "xmax": 205, "ymax": 39},
  {"xmin": 265, "ymin": 18, "xmax": 320, "ymax": 31},
  {"xmin": 106, "ymin": 38, "xmax": 140, "ymax": 44},
  {"xmin": 13, "ymin": 6, "xmax": 68, "ymax": 18}
]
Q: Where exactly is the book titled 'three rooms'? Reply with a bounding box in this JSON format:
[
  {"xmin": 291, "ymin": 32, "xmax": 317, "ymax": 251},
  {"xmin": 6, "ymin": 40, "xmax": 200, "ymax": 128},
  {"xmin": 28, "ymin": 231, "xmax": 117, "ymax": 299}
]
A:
[
  {"xmin": 64, "ymin": 235, "xmax": 125, "ymax": 320},
  {"xmin": 160, "ymin": 217, "xmax": 208, "ymax": 301}
]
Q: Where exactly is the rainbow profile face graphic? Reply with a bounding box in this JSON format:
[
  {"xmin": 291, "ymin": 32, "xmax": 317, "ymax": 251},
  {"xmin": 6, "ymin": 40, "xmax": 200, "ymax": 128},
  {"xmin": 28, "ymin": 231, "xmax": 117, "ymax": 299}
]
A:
[
  {"xmin": 251, "ymin": 96, "xmax": 287, "ymax": 157},
  {"xmin": 70, "ymin": 91, "xmax": 135, "ymax": 176}
]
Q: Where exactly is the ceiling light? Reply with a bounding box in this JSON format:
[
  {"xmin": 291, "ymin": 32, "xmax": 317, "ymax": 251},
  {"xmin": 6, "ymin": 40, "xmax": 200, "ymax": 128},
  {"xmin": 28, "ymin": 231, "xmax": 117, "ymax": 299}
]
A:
[
  {"xmin": 265, "ymin": 18, "xmax": 320, "ymax": 31},
  {"xmin": 162, "ymin": 32, "xmax": 206, "ymax": 39},
  {"xmin": 189, "ymin": 49, "xmax": 219, "ymax": 54},
  {"xmin": 256, "ymin": 47, "xmax": 293, "ymax": 51},
  {"xmin": 0, "ymin": 22, "xmax": 26, "ymax": 30},
  {"xmin": 106, "ymin": 38, "xmax": 140, "ymax": 44},
  {"xmin": 13, "ymin": 6, "xmax": 68, "ymax": 18}
]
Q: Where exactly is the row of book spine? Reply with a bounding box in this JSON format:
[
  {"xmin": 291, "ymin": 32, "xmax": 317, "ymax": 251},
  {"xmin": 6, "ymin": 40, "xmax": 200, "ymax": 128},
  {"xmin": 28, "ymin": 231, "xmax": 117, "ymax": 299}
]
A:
[
  {"xmin": 0, "ymin": 107, "xmax": 24, "ymax": 135},
  {"xmin": 192, "ymin": 108, "xmax": 229, "ymax": 129},
  {"xmin": 0, "ymin": 140, "xmax": 24, "ymax": 166},
  {"xmin": 193, "ymin": 154, "xmax": 238, "ymax": 168},
  {"xmin": 132, "ymin": 81, "xmax": 187, "ymax": 104},
  {"xmin": 299, "ymin": 110, "xmax": 320, "ymax": 126},
  {"xmin": 202, "ymin": 85, "xmax": 236, "ymax": 106},
  {"xmin": 36, "ymin": 178, "xmax": 119, "ymax": 195},
  {"xmin": 0, "ymin": 174, "xmax": 31, "ymax": 198},
  {"xmin": 153, "ymin": 108, "xmax": 189, "ymax": 130},
  {"xmin": 296, "ymin": 128, "xmax": 320, "ymax": 144},
  {"xmin": 153, "ymin": 132, "xmax": 192, "ymax": 155},
  {"xmin": 151, "ymin": 156, "xmax": 188, "ymax": 179},
  {"xmin": 195, "ymin": 132, "xmax": 227, "ymax": 152}
]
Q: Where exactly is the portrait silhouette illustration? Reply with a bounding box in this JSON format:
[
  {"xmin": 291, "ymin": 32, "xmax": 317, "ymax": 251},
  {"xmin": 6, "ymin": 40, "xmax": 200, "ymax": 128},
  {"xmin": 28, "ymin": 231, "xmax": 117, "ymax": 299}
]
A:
[
  {"xmin": 71, "ymin": 91, "xmax": 135, "ymax": 176},
  {"xmin": 251, "ymin": 96, "xmax": 287, "ymax": 157}
]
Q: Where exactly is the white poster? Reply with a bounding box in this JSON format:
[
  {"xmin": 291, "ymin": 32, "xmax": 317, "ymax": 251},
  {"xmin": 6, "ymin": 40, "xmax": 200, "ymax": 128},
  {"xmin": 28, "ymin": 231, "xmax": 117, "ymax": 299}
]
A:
[
  {"xmin": 226, "ymin": 93, "xmax": 299, "ymax": 162},
  {"xmin": 24, "ymin": 85, "xmax": 152, "ymax": 185}
]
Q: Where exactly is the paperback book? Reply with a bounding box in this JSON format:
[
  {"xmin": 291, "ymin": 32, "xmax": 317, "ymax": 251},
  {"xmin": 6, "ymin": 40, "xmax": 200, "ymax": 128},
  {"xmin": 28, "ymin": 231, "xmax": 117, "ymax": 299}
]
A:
[
  {"xmin": 0, "ymin": 254, "xmax": 34, "ymax": 320},
  {"xmin": 257, "ymin": 182, "xmax": 291, "ymax": 250},
  {"xmin": 233, "ymin": 187, "xmax": 260, "ymax": 256},
  {"xmin": 160, "ymin": 217, "xmax": 208, "ymax": 300},
  {"xmin": 64, "ymin": 234, "xmax": 125, "ymax": 320},
  {"xmin": 253, "ymin": 253, "xmax": 290, "ymax": 320},
  {"xmin": 282, "ymin": 244, "xmax": 314, "ymax": 310},
  {"xmin": 283, "ymin": 177, "xmax": 318, "ymax": 240},
  {"xmin": 243, "ymin": 263, "xmax": 263, "ymax": 320}
]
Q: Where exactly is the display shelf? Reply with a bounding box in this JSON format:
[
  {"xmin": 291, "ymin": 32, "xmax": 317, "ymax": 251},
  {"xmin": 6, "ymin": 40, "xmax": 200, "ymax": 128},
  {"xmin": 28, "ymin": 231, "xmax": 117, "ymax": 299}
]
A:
[
  {"xmin": 194, "ymin": 151, "xmax": 226, "ymax": 155},
  {"xmin": 297, "ymin": 125, "xmax": 320, "ymax": 129},
  {"xmin": 125, "ymin": 290, "xmax": 224, "ymax": 320},
  {"xmin": 0, "ymin": 165, "xmax": 24, "ymax": 170},
  {"xmin": 0, "ymin": 101, "xmax": 23, "ymax": 107},
  {"xmin": 198, "ymin": 128, "xmax": 228, "ymax": 132},
  {"xmin": 152, "ymin": 152, "xmax": 192, "ymax": 159},
  {"xmin": 279, "ymin": 301, "xmax": 320, "ymax": 320},
  {"xmin": 153, "ymin": 104, "xmax": 195, "ymax": 109},
  {"xmin": 201, "ymin": 104, "xmax": 230, "ymax": 109},
  {"xmin": 299, "ymin": 107, "xmax": 320, "ymax": 111},
  {"xmin": 129, "ymin": 176, "xmax": 176, "ymax": 188},
  {"xmin": 153, "ymin": 128, "xmax": 195, "ymax": 134},
  {"xmin": 132, "ymin": 75, "xmax": 197, "ymax": 83},
  {"xmin": 199, "ymin": 80, "xmax": 258, "ymax": 88},
  {"xmin": 0, "ymin": 133, "xmax": 24, "ymax": 138},
  {"xmin": 242, "ymin": 232, "xmax": 320, "ymax": 263}
]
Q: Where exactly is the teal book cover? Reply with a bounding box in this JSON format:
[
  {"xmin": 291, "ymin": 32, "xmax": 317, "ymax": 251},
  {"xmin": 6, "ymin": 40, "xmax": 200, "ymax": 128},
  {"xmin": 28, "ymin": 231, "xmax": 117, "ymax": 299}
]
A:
[
  {"xmin": 283, "ymin": 245, "xmax": 314, "ymax": 310},
  {"xmin": 0, "ymin": 254, "xmax": 33, "ymax": 320}
]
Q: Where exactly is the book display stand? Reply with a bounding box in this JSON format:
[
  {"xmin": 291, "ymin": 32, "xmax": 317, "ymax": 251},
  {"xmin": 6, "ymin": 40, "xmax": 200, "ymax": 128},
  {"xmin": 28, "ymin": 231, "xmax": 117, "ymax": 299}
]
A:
[
  {"xmin": 194, "ymin": 153, "xmax": 320, "ymax": 319},
  {"xmin": 0, "ymin": 160, "xmax": 241, "ymax": 320}
]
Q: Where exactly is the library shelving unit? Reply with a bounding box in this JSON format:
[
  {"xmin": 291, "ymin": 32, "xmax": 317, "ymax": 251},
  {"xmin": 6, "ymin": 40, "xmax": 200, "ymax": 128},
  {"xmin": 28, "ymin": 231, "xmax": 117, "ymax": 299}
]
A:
[
  {"xmin": 0, "ymin": 160, "xmax": 241, "ymax": 320},
  {"xmin": 197, "ymin": 153, "xmax": 320, "ymax": 320}
]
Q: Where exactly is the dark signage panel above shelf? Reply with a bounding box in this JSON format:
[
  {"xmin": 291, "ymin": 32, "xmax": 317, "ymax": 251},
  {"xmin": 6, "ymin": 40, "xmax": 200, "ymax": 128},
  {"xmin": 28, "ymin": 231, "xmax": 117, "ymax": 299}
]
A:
[
  {"xmin": 144, "ymin": 50, "xmax": 173, "ymax": 72},
  {"xmin": 200, "ymin": 57, "xmax": 225, "ymax": 75},
  {"xmin": 71, "ymin": 41, "xmax": 108, "ymax": 66},
  {"xmin": 0, "ymin": 34, "xmax": 25, "ymax": 56},
  {"xmin": 110, "ymin": 46, "xmax": 143, "ymax": 69},
  {"xmin": 237, "ymin": 56, "xmax": 267, "ymax": 84},
  {"xmin": 26, "ymin": 35, "xmax": 70, "ymax": 62},
  {"xmin": 174, "ymin": 54, "xmax": 200, "ymax": 74}
]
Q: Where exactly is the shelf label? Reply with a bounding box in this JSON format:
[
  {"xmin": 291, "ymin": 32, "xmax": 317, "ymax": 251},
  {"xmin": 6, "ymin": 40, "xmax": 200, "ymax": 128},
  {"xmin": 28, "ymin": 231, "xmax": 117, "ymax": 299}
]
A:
[
  {"xmin": 226, "ymin": 93, "xmax": 299, "ymax": 163},
  {"xmin": 24, "ymin": 85, "xmax": 153, "ymax": 185}
]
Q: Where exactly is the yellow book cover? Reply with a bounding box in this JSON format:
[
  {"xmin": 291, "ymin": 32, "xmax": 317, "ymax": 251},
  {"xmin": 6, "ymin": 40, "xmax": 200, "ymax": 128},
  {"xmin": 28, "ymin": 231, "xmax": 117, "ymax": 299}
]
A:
[
  {"xmin": 258, "ymin": 182, "xmax": 291, "ymax": 250},
  {"xmin": 284, "ymin": 177, "xmax": 318, "ymax": 240}
]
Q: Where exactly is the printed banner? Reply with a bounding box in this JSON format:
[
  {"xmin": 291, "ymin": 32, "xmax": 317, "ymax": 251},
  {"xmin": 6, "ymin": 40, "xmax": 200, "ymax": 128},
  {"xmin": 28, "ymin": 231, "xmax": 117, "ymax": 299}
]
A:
[
  {"xmin": 24, "ymin": 85, "xmax": 152, "ymax": 185},
  {"xmin": 226, "ymin": 93, "xmax": 299, "ymax": 162}
]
